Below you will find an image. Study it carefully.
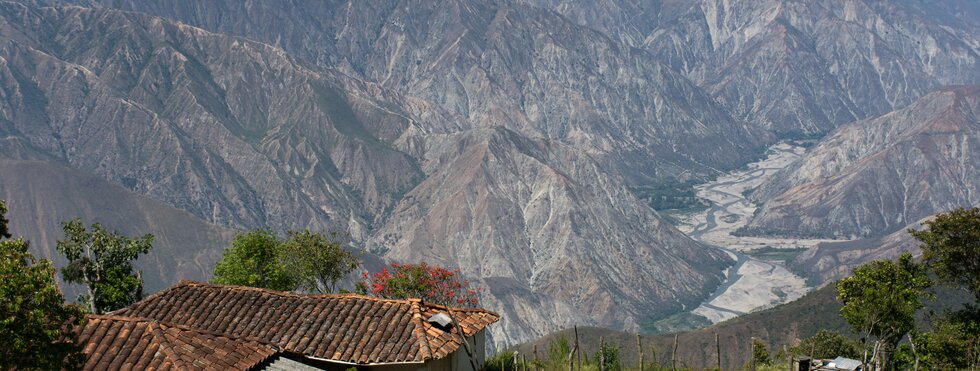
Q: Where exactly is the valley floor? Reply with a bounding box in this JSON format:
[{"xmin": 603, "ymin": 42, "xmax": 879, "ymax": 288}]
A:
[{"xmin": 675, "ymin": 142, "xmax": 851, "ymax": 323}]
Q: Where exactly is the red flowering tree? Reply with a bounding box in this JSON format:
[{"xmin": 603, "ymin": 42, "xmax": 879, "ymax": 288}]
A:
[{"xmin": 356, "ymin": 262, "xmax": 481, "ymax": 307}]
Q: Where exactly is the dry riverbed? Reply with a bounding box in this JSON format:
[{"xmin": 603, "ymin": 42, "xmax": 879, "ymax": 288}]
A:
[{"xmin": 675, "ymin": 142, "xmax": 851, "ymax": 323}]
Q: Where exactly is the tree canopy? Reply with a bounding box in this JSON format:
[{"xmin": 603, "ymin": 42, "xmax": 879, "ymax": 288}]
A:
[
  {"xmin": 212, "ymin": 229, "xmax": 296, "ymax": 291},
  {"xmin": 0, "ymin": 200, "xmax": 10, "ymax": 239},
  {"xmin": 212, "ymin": 229, "xmax": 361, "ymax": 293},
  {"xmin": 57, "ymin": 219, "xmax": 154, "ymax": 314},
  {"xmin": 357, "ymin": 262, "xmax": 481, "ymax": 307},
  {"xmin": 910, "ymin": 207, "xmax": 980, "ymax": 300},
  {"xmin": 836, "ymin": 252, "xmax": 931, "ymax": 370},
  {"xmin": 0, "ymin": 200, "xmax": 85, "ymax": 369},
  {"xmin": 279, "ymin": 230, "xmax": 360, "ymax": 294}
]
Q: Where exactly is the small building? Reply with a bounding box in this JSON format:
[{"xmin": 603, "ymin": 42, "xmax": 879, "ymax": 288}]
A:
[
  {"xmin": 78, "ymin": 315, "xmax": 278, "ymax": 370},
  {"xmin": 77, "ymin": 281, "xmax": 499, "ymax": 370}
]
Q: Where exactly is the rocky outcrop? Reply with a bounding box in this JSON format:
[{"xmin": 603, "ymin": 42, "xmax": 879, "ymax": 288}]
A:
[
  {"xmin": 0, "ymin": 158, "xmax": 235, "ymax": 296},
  {"xmin": 372, "ymin": 127, "xmax": 730, "ymax": 345},
  {"xmin": 746, "ymin": 85, "xmax": 980, "ymax": 238},
  {"xmin": 791, "ymin": 219, "xmax": 925, "ymax": 287},
  {"xmin": 46, "ymin": 0, "xmax": 770, "ymax": 184},
  {"xmin": 0, "ymin": 2, "xmax": 429, "ymax": 234},
  {"xmin": 0, "ymin": 2, "xmax": 733, "ymax": 348},
  {"xmin": 536, "ymin": 0, "xmax": 980, "ymax": 136}
]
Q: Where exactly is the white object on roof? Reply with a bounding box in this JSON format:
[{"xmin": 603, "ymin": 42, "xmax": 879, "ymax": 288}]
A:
[
  {"xmin": 428, "ymin": 312, "xmax": 453, "ymax": 328},
  {"xmin": 831, "ymin": 357, "xmax": 863, "ymax": 370}
]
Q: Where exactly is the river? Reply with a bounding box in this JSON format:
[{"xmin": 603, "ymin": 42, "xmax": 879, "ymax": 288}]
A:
[{"xmin": 674, "ymin": 142, "xmax": 849, "ymax": 323}]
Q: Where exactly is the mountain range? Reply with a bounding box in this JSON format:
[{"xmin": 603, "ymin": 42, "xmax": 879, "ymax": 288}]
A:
[
  {"xmin": 747, "ymin": 85, "xmax": 980, "ymax": 239},
  {"xmin": 0, "ymin": 0, "xmax": 977, "ymax": 348}
]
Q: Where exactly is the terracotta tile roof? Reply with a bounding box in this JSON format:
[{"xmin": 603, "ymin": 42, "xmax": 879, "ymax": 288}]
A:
[
  {"xmin": 113, "ymin": 281, "xmax": 500, "ymax": 365},
  {"xmin": 77, "ymin": 315, "xmax": 277, "ymax": 371}
]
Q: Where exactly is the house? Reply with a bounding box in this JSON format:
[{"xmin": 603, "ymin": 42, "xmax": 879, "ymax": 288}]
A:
[
  {"xmin": 77, "ymin": 281, "xmax": 499, "ymax": 370},
  {"xmin": 77, "ymin": 315, "xmax": 278, "ymax": 370}
]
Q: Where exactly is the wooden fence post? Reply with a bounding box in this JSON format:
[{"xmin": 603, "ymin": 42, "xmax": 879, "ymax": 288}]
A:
[
  {"xmin": 785, "ymin": 345, "xmax": 791, "ymax": 371},
  {"xmin": 599, "ymin": 336, "xmax": 606, "ymax": 371},
  {"xmin": 575, "ymin": 326, "xmax": 581, "ymax": 370},
  {"xmin": 671, "ymin": 334, "xmax": 678, "ymax": 371},
  {"xmin": 715, "ymin": 333, "xmax": 721, "ymax": 371},
  {"xmin": 637, "ymin": 334, "xmax": 644, "ymax": 371},
  {"xmin": 569, "ymin": 327, "xmax": 577, "ymax": 371},
  {"xmin": 533, "ymin": 345, "xmax": 538, "ymax": 371}
]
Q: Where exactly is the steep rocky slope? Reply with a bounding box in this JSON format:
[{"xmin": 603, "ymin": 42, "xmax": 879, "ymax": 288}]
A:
[
  {"xmin": 46, "ymin": 0, "xmax": 770, "ymax": 184},
  {"xmin": 791, "ymin": 219, "xmax": 925, "ymax": 287},
  {"xmin": 746, "ymin": 85, "xmax": 980, "ymax": 238},
  {"xmin": 535, "ymin": 0, "xmax": 980, "ymax": 136},
  {"xmin": 372, "ymin": 127, "xmax": 730, "ymax": 345},
  {"xmin": 0, "ymin": 1, "xmax": 433, "ymax": 234},
  {"xmin": 0, "ymin": 2, "xmax": 732, "ymax": 347},
  {"xmin": 0, "ymin": 157, "xmax": 234, "ymax": 294}
]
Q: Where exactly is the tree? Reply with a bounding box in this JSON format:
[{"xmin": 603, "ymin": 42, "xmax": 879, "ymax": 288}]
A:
[
  {"xmin": 278, "ymin": 230, "xmax": 360, "ymax": 293},
  {"xmin": 356, "ymin": 262, "xmax": 481, "ymax": 307},
  {"xmin": 594, "ymin": 341, "xmax": 623, "ymax": 371},
  {"xmin": 57, "ymin": 219, "xmax": 154, "ymax": 314},
  {"xmin": 910, "ymin": 207, "xmax": 980, "ymax": 300},
  {"xmin": 752, "ymin": 338, "xmax": 769, "ymax": 366},
  {"xmin": 902, "ymin": 322, "xmax": 975, "ymax": 370},
  {"xmin": 836, "ymin": 252, "xmax": 931, "ymax": 370},
  {"xmin": 0, "ymin": 200, "xmax": 10, "ymax": 239},
  {"xmin": 0, "ymin": 201, "xmax": 85, "ymax": 369},
  {"xmin": 790, "ymin": 330, "xmax": 864, "ymax": 360},
  {"xmin": 211, "ymin": 229, "xmax": 296, "ymax": 291}
]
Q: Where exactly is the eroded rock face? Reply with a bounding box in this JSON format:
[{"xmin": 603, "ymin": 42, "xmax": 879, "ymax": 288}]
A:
[
  {"xmin": 372, "ymin": 127, "xmax": 730, "ymax": 345},
  {"xmin": 0, "ymin": 2, "xmax": 732, "ymax": 348},
  {"xmin": 535, "ymin": 0, "xmax": 980, "ymax": 136},
  {"xmin": 47, "ymin": 0, "xmax": 770, "ymax": 184},
  {"xmin": 746, "ymin": 85, "xmax": 980, "ymax": 239},
  {"xmin": 792, "ymin": 220, "xmax": 923, "ymax": 287}
]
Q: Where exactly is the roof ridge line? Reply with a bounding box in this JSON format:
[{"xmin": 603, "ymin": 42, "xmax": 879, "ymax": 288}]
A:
[
  {"xmin": 87, "ymin": 314, "xmax": 280, "ymax": 350},
  {"xmin": 178, "ymin": 281, "xmax": 494, "ymax": 312},
  {"xmin": 148, "ymin": 321, "xmax": 188, "ymax": 370},
  {"xmin": 409, "ymin": 301, "xmax": 433, "ymax": 362}
]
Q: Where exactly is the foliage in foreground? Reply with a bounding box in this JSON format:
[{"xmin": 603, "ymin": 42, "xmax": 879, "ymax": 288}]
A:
[
  {"xmin": 57, "ymin": 218, "xmax": 154, "ymax": 314},
  {"xmin": 212, "ymin": 229, "xmax": 360, "ymax": 293},
  {"xmin": 279, "ymin": 230, "xmax": 360, "ymax": 293},
  {"xmin": 0, "ymin": 200, "xmax": 85, "ymax": 369},
  {"xmin": 911, "ymin": 207, "xmax": 980, "ymax": 300},
  {"xmin": 836, "ymin": 252, "xmax": 931, "ymax": 369},
  {"xmin": 357, "ymin": 262, "xmax": 481, "ymax": 306}
]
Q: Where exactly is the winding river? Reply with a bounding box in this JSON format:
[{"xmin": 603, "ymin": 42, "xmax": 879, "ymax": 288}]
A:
[{"xmin": 674, "ymin": 142, "xmax": 847, "ymax": 323}]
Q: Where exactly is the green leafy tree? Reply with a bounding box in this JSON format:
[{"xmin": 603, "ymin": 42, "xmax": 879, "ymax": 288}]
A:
[
  {"xmin": 790, "ymin": 330, "xmax": 864, "ymax": 360},
  {"xmin": 484, "ymin": 350, "xmax": 517, "ymax": 371},
  {"xmin": 0, "ymin": 200, "xmax": 10, "ymax": 239},
  {"xmin": 836, "ymin": 252, "xmax": 931, "ymax": 370},
  {"xmin": 279, "ymin": 230, "xmax": 360, "ymax": 293},
  {"xmin": 910, "ymin": 207, "xmax": 980, "ymax": 300},
  {"xmin": 57, "ymin": 219, "xmax": 153, "ymax": 314},
  {"xmin": 593, "ymin": 341, "xmax": 622, "ymax": 371},
  {"xmin": 898, "ymin": 321, "xmax": 975, "ymax": 370},
  {"xmin": 752, "ymin": 338, "xmax": 769, "ymax": 366},
  {"xmin": 1, "ymin": 201, "xmax": 85, "ymax": 369},
  {"xmin": 212, "ymin": 229, "xmax": 296, "ymax": 291}
]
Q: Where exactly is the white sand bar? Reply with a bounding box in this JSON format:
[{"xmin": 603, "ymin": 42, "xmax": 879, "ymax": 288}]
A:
[{"xmin": 680, "ymin": 142, "xmax": 851, "ymax": 324}]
